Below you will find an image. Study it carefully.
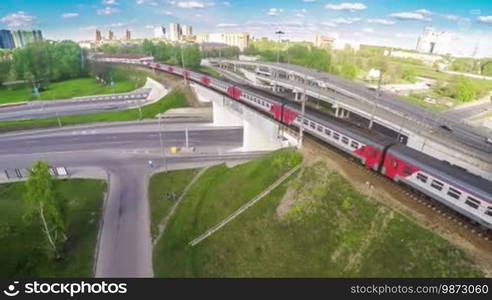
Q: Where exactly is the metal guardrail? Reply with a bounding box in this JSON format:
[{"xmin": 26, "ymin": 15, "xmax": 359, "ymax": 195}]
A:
[{"xmin": 2, "ymin": 167, "xmax": 69, "ymax": 181}]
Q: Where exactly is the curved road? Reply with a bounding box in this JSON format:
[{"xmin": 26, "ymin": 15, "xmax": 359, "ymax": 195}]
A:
[
  {"xmin": 0, "ymin": 120, "xmax": 264, "ymax": 277},
  {"xmin": 0, "ymin": 88, "xmax": 151, "ymax": 121}
]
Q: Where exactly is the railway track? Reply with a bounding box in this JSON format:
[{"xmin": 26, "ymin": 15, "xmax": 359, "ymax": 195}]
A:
[{"xmin": 298, "ymin": 128, "xmax": 492, "ymax": 246}]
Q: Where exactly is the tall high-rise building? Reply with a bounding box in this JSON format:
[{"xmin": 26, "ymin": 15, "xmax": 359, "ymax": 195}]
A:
[
  {"xmin": 154, "ymin": 26, "xmax": 166, "ymax": 39},
  {"xmin": 416, "ymin": 27, "xmax": 451, "ymax": 55},
  {"xmin": 7, "ymin": 30, "xmax": 43, "ymax": 48},
  {"xmin": 168, "ymin": 23, "xmax": 181, "ymax": 41},
  {"xmin": 33, "ymin": 30, "xmax": 43, "ymax": 42},
  {"xmin": 95, "ymin": 29, "xmax": 102, "ymax": 42},
  {"xmin": 181, "ymin": 25, "xmax": 193, "ymax": 36},
  {"xmin": 108, "ymin": 30, "xmax": 114, "ymax": 41},
  {"xmin": 11, "ymin": 30, "xmax": 23, "ymax": 48},
  {"xmin": 125, "ymin": 29, "xmax": 131, "ymax": 40},
  {"xmin": 0, "ymin": 30, "xmax": 15, "ymax": 49}
]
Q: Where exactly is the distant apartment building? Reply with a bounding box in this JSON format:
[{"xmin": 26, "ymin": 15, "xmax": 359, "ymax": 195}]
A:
[
  {"xmin": 181, "ymin": 25, "xmax": 193, "ymax": 37},
  {"xmin": 197, "ymin": 32, "xmax": 250, "ymax": 51},
  {"xmin": 416, "ymin": 27, "xmax": 451, "ymax": 55},
  {"xmin": 314, "ymin": 35, "xmax": 336, "ymax": 49},
  {"xmin": 313, "ymin": 33, "xmax": 359, "ymax": 51},
  {"xmin": 95, "ymin": 29, "xmax": 102, "ymax": 42},
  {"xmin": 0, "ymin": 30, "xmax": 15, "ymax": 49},
  {"xmin": 154, "ymin": 26, "xmax": 166, "ymax": 39},
  {"xmin": 108, "ymin": 30, "xmax": 115, "ymax": 41},
  {"xmin": 168, "ymin": 23, "xmax": 181, "ymax": 42},
  {"xmin": 125, "ymin": 29, "xmax": 131, "ymax": 41}
]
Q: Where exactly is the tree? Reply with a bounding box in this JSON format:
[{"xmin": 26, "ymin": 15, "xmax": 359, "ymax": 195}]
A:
[
  {"xmin": 181, "ymin": 44, "xmax": 201, "ymax": 69},
  {"xmin": 481, "ymin": 60, "xmax": 492, "ymax": 76},
  {"xmin": 142, "ymin": 39, "xmax": 155, "ymax": 56},
  {"xmin": 453, "ymin": 76, "xmax": 476, "ymax": 102},
  {"xmin": 402, "ymin": 68, "xmax": 417, "ymax": 83},
  {"xmin": 340, "ymin": 62, "xmax": 358, "ymax": 80},
  {"xmin": 24, "ymin": 161, "xmax": 66, "ymax": 256},
  {"xmin": 0, "ymin": 59, "xmax": 11, "ymax": 85}
]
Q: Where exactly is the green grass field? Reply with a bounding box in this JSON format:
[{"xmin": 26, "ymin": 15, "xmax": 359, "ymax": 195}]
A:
[
  {"xmin": 0, "ymin": 90, "xmax": 189, "ymax": 133},
  {"xmin": 149, "ymin": 169, "xmax": 199, "ymax": 240},
  {"xmin": 153, "ymin": 150, "xmax": 482, "ymax": 277},
  {"xmin": 0, "ymin": 77, "xmax": 140, "ymax": 105},
  {"xmin": 0, "ymin": 179, "xmax": 106, "ymax": 277}
]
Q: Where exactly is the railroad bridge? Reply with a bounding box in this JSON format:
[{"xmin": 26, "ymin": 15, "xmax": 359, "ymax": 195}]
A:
[{"xmin": 211, "ymin": 59, "xmax": 492, "ymax": 181}]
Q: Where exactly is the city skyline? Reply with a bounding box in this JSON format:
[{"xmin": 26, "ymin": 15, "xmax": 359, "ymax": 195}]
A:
[{"xmin": 1, "ymin": 0, "xmax": 492, "ymax": 57}]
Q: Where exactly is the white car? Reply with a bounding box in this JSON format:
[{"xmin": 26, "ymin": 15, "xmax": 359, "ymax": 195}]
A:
[{"xmin": 486, "ymin": 137, "xmax": 492, "ymax": 145}]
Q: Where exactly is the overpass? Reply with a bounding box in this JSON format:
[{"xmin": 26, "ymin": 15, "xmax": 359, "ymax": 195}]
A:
[{"xmin": 210, "ymin": 59, "xmax": 492, "ymax": 181}]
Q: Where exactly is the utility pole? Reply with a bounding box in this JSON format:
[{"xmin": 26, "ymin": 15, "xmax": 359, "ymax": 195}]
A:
[
  {"xmin": 138, "ymin": 99, "xmax": 143, "ymax": 120},
  {"xmin": 56, "ymin": 112, "xmax": 62, "ymax": 128},
  {"xmin": 180, "ymin": 44, "xmax": 188, "ymax": 85},
  {"xmin": 158, "ymin": 115, "xmax": 167, "ymax": 172},
  {"xmin": 275, "ymin": 30, "xmax": 285, "ymax": 64},
  {"xmin": 298, "ymin": 75, "xmax": 307, "ymax": 149}
]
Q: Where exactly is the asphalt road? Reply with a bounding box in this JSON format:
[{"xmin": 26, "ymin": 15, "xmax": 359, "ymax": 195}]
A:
[
  {"xmin": 0, "ymin": 120, "xmax": 262, "ymax": 277},
  {"xmin": 442, "ymin": 102, "xmax": 492, "ymax": 120},
  {"xmin": 0, "ymin": 89, "xmax": 151, "ymax": 121},
  {"xmin": 214, "ymin": 59, "xmax": 492, "ymax": 156}
]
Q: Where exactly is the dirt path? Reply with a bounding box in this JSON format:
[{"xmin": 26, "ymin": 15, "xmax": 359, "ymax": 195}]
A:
[{"xmin": 302, "ymin": 138, "xmax": 492, "ymax": 277}]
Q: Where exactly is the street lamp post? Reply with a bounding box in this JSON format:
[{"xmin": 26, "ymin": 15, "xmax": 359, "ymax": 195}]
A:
[
  {"xmin": 298, "ymin": 75, "xmax": 308, "ymax": 149},
  {"xmin": 158, "ymin": 115, "xmax": 167, "ymax": 172},
  {"xmin": 180, "ymin": 43, "xmax": 188, "ymax": 85},
  {"xmin": 275, "ymin": 30, "xmax": 285, "ymax": 64}
]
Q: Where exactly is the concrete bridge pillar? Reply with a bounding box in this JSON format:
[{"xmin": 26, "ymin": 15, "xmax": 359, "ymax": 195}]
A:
[
  {"xmin": 213, "ymin": 96, "xmax": 243, "ymax": 126},
  {"xmin": 190, "ymin": 82, "xmax": 296, "ymax": 151}
]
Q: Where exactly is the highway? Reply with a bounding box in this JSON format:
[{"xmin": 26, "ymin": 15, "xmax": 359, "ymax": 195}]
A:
[
  {"xmin": 0, "ymin": 88, "xmax": 151, "ymax": 121},
  {"xmin": 0, "ymin": 120, "xmax": 261, "ymax": 277},
  {"xmin": 211, "ymin": 60, "xmax": 492, "ymax": 159},
  {"xmin": 443, "ymin": 102, "xmax": 492, "ymax": 120}
]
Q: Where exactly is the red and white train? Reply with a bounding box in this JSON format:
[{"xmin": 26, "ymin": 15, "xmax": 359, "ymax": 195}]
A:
[{"xmin": 95, "ymin": 57, "xmax": 492, "ymax": 230}]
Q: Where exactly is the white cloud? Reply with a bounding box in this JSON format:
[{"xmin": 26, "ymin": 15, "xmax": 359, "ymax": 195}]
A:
[
  {"xmin": 145, "ymin": 25, "xmax": 155, "ymax": 29},
  {"xmin": 415, "ymin": 9, "xmax": 432, "ymax": 16},
  {"xmin": 97, "ymin": 6, "xmax": 121, "ymax": 15},
  {"xmin": 303, "ymin": 0, "xmax": 317, "ymax": 2},
  {"xmin": 222, "ymin": 1, "xmax": 231, "ymax": 7},
  {"xmin": 333, "ymin": 17, "xmax": 361, "ymax": 24},
  {"xmin": 216, "ymin": 23, "xmax": 238, "ymax": 27},
  {"xmin": 136, "ymin": 0, "xmax": 157, "ymax": 4},
  {"xmin": 366, "ymin": 18, "xmax": 395, "ymax": 25},
  {"xmin": 268, "ymin": 8, "xmax": 284, "ymax": 16},
  {"xmin": 62, "ymin": 13, "xmax": 79, "ymax": 19},
  {"xmin": 446, "ymin": 15, "xmax": 460, "ymax": 21},
  {"xmin": 325, "ymin": 2, "xmax": 367, "ymax": 12},
  {"xmin": 1, "ymin": 11, "xmax": 36, "ymax": 28},
  {"xmin": 390, "ymin": 11, "xmax": 430, "ymax": 22},
  {"xmin": 102, "ymin": 0, "xmax": 118, "ymax": 5},
  {"xmin": 477, "ymin": 16, "xmax": 492, "ymax": 25},
  {"xmin": 168, "ymin": 1, "xmax": 215, "ymax": 9},
  {"xmin": 362, "ymin": 27, "xmax": 374, "ymax": 33},
  {"xmin": 160, "ymin": 10, "xmax": 173, "ymax": 15}
]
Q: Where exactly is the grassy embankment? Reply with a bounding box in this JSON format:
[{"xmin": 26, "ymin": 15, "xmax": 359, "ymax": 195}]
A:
[
  {"xmin": 0, "ymin": 179, "xmax": 106, "ymax": 277},
  {"xmin": 0, "ymin": 66, "xmax": 189, "ymax": 132},
  {"xmin": 0, "ymin": 77, "xmax": 139, "ymax": 105},
  {"xmin": 0, "ymin": 90, "xmax": 188, "ymax": 133},
  {"xmin": 151, "ymin": 149, "xmax": 482, "ymax": 277}
]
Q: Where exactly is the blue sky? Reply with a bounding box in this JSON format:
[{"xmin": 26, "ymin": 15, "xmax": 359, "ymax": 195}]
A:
[{"xmin": 1, "ymin": 0, "xmax": 492, "ymax": 56}]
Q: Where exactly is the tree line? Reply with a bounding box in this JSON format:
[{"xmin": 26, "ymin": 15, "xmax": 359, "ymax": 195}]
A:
[
  {"xmin": 98, "ymin": 39, "xmax": 239, "ymax": 70},
  {"xmin": 0, "ymin": 40, "xmax": 87, "ymax": 89}
]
